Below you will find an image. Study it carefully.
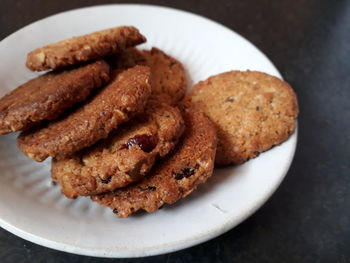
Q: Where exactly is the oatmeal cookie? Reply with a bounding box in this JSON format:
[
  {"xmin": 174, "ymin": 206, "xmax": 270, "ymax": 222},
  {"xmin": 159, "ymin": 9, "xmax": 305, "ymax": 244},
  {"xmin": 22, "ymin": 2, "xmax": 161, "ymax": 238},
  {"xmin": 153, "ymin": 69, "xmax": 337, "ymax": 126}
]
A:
[
  {"xmin": 185, "ymin": 70, "xmax": 299, "ymax": 165},
  {"xmin": 109, "ymin": 47, "xmax": 186, "ymax": 105},
  {"xmin": 92, "ymin": 109, "xmax": 217, "ymax": 218},
  {"xmin": 0, "ymin": 60, "xmax": 110, "ymax": 134},
  {"xmin": 52, "ymin": 102, "xmax": 184, "ymax": 198},
  {"xmin": 17, "ymin": 65, "xmax": 151, "ymax": 162},
  {"xmin": 26, "ymin": 26, "xmax": 146, "ymax": 71}
]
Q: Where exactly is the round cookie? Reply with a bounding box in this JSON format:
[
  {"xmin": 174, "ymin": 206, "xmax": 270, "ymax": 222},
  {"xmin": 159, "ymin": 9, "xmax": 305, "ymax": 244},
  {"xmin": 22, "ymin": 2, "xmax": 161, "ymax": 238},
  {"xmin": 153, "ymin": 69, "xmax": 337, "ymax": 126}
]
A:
[
  {"xmin": 0, "ymin": 60, "xmax": 110, "ymax": 135},
  {"xmin": 109, "ymin": 47, "xmax": 187, "ymax": 105},
  {"xmin": 52, "ymin": 102, "xmax": 184, "ymax": 198},
  {"xmin": 26, "ymin": 26, "xmax": 146, "ymax": 71},
  {"xmin": 17, "ymin": 65, "xmax": 151, "ymax": 162},
  {"xmin": 185, "ymin": 70, "xmax": 299, "ymax": 165},
  {"xmin": 91, "ymin": 109, "xmax": 217, "ymax": 218}
]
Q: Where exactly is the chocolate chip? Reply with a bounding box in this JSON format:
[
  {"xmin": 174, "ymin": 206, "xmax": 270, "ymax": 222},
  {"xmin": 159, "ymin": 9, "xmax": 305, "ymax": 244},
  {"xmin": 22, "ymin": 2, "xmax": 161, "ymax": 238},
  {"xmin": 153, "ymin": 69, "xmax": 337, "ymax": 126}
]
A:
[
  {"xmin": 99, "ymin": 176, "xmax": 111, "ymax": 184},
  {"xmin": 169, "ymin": 62, "xmax": 177, "ymax": 67},
  {"xmin": 121, "ymin": 134, "xmax": 157, "ymax": 153},
  {"xmin": 112, "ymin": 209, "xmax": 118, "ymax": 214},
  {"xmin": 256, "ymin": 106, "xmax": 260, "ymax": 111}
]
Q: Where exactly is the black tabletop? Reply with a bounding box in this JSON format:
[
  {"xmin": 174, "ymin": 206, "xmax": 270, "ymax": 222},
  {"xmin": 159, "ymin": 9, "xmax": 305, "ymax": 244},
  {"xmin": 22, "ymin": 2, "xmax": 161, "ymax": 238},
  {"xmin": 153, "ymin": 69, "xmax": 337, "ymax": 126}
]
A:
[{"xmin": 1, "ymin": 0, "xmax": 349, "ymax": 262}]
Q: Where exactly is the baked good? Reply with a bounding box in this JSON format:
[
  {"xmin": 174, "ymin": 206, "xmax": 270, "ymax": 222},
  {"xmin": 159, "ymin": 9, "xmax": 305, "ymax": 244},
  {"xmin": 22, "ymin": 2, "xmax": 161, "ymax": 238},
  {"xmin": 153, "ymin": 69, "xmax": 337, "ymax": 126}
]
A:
[
  {"xmin": 109, "ymin": 47, "xmax": 186, "ymax": 105},
  {"xmin": 26, "ymin": 26, "xmax": 146, "ymax": 71},
  {"xmin": 17, "ymin": 65, "xmax": 151, "ymax": 162},
  {"xmin": 0, "ymin": 60, "xmax": 110, "ymax": 134},
  {"xmin": 92, "ymin": 109, "xmax": 217, "ymax": 218},
  {"xmin": 185, "ymin": 70, "xmax": 299, "ymax": 165},
  {"xmin": 52, "ymin": 101, "xmax": 184, "ymax": 198}
]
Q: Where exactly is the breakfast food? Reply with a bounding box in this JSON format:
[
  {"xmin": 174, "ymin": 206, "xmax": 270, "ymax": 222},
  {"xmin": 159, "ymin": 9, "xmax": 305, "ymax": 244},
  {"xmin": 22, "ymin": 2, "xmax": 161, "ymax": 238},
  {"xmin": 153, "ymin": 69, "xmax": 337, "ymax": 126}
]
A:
[
  {"xmin": 185, "ymin": 70, "xmax": 299, "ymax": 165},
  {"xmin": 0, "ymin": 60, "xmax": 110, "ymax": 135},
  {"xmin": 26, "ymin": 26, "xmax": 146, "ymax": 71},
  {"xmin": 109, "ymin": 47, "xmax": 187, "ymax": 105},
  {"xmin": 91, "ymin": 110, "xmax": 217, "ymax": 218},
  {"xmin": 52, "ymin": 102, "xmax": 184, "ymax": 198},
  {"xmin": 17, "ymin": 65, "xmax": 151, "ymax": 162}
]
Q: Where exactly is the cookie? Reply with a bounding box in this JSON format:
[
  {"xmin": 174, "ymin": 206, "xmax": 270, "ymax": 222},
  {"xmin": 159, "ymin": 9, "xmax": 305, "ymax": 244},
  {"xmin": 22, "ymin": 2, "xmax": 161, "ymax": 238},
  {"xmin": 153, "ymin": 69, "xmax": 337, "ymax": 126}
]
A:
[
  {"xmin": 109, "ymin": 47, "xmax": 187, "ymax": 105},
  {"xmin": 26, "ymin": 26, "xmax": 146, "ymax": 71},
  {"xmin": 17, "ymin": 65, "xmax": 151, "ymax": 162},
  {"xmin": 0, "ymin": 60, "xmax": 110, "ymax": 135},
  {"xmin": 185, "ymin": 70, "xmax": 299, "ymax": 165},
  {"xmin": 91, "ymin": 109, "xmax": 217, "ymax": 218},
  {"xmin": 52, "ymin": 102, "xmax": 184, "ymax": 198}
]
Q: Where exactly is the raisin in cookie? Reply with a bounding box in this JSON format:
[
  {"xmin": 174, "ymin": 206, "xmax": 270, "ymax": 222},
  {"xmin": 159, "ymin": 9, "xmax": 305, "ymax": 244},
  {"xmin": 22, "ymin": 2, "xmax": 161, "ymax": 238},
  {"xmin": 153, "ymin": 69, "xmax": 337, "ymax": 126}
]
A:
[
  {"xmin": 91, "ymin": 109, "xmax": 217, "ymax": 218},
  {"xmin": 52, "ymin": 101, "xmax": 184, "ymax": 198}
]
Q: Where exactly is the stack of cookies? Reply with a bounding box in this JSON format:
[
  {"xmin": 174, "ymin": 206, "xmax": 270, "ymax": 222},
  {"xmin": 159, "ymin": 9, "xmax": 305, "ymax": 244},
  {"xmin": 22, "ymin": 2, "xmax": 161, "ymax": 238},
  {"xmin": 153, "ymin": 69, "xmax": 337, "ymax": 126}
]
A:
[{"xmin": 0, "ymin": 26, "xmax": 298, "ymax": 218}]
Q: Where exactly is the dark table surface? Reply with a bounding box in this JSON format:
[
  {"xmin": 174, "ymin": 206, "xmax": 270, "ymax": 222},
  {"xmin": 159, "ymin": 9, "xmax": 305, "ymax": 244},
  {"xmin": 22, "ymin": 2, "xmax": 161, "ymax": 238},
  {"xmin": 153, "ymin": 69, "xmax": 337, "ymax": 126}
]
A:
[{"xmin": 1, "ymin": 0, "xmax": 349, "ymax": 262}]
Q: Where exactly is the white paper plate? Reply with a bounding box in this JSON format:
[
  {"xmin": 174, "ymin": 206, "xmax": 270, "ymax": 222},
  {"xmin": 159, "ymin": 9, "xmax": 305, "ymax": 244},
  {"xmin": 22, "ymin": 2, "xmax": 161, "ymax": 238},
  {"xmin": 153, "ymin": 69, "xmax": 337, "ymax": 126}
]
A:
[{"xmin": 0, "ymin": 4, "xmax": 297, "ymax": 258}]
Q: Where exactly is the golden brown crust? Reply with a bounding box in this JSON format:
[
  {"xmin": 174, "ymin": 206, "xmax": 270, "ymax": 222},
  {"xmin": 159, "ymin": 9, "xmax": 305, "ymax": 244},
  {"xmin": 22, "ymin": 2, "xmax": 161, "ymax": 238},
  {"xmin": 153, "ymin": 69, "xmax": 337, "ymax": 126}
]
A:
[
  {"xmin": 91, "ymin": 109, "xmax": 217, "ymax": 218},
  {"xmin": 26, "ymin": 26, "xmax": 146, "ymax": 71},
  {"xmin": 109, "ymin": 47, "xmax": 187, "ymax": 105},
  {"xmin": 17, "ymin": 65, "xmax": 151, "ymax": 162},
  {"xmin": 0, "ymin": 60, "xmax": 110, "ymax": 135},
  {"xmin": 185, "ymin": 70, "xmax": 299, "ymax": 165},
  {"xmin": 51, "ymin": 102, "xmax": 185, "ymax": 198}
]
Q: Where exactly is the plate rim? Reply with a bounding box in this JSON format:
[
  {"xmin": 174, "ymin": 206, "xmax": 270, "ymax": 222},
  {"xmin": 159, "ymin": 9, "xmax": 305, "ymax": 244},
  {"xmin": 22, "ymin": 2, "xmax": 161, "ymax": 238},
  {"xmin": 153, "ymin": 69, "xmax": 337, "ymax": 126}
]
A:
[{"xmin": 0, "ymin": 3, "xmax": 298, "ymax": 258}]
